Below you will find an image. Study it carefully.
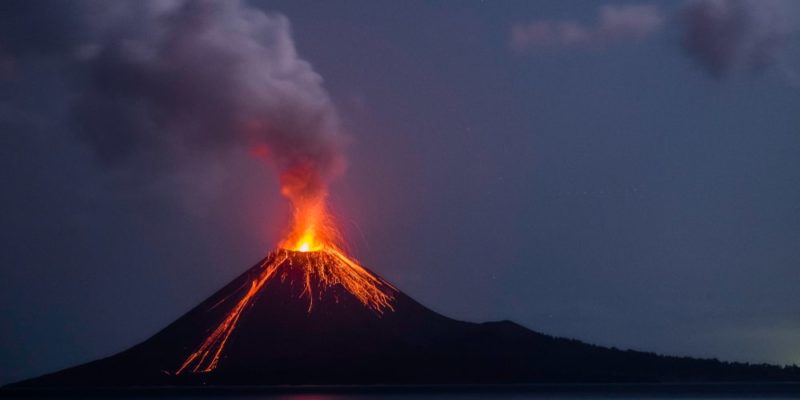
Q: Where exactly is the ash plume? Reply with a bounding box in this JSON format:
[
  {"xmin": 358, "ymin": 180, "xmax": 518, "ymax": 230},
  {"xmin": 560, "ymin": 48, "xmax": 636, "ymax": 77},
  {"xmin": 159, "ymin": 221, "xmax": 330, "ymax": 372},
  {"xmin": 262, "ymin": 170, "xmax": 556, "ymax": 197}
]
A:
[
  {"xmin": 79, "ymin": 0, "xmax": 345, "ymax": 200},
  {"xmin": 511, "ymin": 4, "xmax": 665, "ymax": 52},
  {"xmin": 679, "ymin": 0, "xmax": 799, "ymax": 78},
  {"xmin": 3, "ymin": 0, "xmax": 345, "ymax": 201}
]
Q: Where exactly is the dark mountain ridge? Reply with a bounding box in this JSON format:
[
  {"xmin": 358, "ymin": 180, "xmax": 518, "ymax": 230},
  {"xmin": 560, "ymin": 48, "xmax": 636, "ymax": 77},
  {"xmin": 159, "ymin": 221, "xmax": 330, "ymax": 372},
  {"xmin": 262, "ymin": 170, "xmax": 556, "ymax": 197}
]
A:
[{"xmin": 8, "ymin": 250, "xmax": 800, "ymax": 387}]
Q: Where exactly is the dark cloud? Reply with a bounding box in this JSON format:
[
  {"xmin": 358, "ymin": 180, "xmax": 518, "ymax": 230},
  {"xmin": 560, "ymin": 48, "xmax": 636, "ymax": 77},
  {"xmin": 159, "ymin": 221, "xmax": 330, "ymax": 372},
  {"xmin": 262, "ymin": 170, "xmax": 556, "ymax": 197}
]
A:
[
  {"xmin": 511, "ymin": 4, "xmax": 665, "ymax": 52},
  {"xmin": 679, "ymin": 0, "xmax": 798, "ymax": 78}
]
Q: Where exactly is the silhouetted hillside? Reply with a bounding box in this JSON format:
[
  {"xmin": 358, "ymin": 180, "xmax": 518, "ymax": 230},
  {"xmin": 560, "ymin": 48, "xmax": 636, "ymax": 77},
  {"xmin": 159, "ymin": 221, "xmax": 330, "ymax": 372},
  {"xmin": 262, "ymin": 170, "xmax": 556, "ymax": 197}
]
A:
[{"xmin": 9, "ymin": 250, "xmax": 800, "ymax": 387}]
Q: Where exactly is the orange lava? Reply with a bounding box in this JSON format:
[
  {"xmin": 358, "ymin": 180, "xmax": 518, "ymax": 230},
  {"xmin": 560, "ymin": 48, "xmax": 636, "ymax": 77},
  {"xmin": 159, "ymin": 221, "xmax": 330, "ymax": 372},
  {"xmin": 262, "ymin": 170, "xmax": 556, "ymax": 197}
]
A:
[
  {"xmin": 176, "ymin": 190, "xmax": 395, "ymax": 375},
  {"xmin": 278, "ymin": 191, "xmax": 395, "ymax": 312},
  {"xmin": 176, "ymin": 252, "xmax": 289, "ymax": 374},
  {"xmin": 280, "ymin": 195, "xmax": 331, "ymax": 253}
]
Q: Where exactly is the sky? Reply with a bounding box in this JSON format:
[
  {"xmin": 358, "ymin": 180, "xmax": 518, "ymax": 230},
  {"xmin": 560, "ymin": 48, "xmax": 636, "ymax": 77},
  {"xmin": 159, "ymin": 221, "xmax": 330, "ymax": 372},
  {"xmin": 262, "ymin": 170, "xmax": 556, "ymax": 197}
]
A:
[{"xmin": 1, "ymin": 0, "xmax": 800, "ymax": 385}]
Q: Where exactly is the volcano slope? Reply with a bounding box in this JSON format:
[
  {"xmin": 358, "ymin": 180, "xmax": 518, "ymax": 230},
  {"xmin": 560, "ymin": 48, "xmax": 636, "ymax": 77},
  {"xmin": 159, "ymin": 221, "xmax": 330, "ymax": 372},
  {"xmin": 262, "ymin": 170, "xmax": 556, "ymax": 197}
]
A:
[{"xmin": 10, "ymin": 250, "xmax": 800, "ymax": 387}]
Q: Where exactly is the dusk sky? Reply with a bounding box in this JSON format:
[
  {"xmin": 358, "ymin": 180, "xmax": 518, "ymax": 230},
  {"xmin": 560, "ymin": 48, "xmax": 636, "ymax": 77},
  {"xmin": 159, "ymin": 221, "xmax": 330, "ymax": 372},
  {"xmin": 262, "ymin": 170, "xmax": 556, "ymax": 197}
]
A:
[{"xmin": 1, "ymin": 0, "xmax": 799, "ymax": 385}]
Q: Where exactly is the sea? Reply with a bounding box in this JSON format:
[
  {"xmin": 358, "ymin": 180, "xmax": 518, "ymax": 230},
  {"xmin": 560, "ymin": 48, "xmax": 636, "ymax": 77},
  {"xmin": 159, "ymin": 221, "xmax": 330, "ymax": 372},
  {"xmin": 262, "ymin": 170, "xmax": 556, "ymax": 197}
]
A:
[
  {"xmin": 3, "ymin": 396, "xmax": 799, "ymax": 399},
  {"xmin": 99, "ymin": 395, "xmax": 800, "ymax": 400},
  {"xmin": 3, "ymin": 385, "xmax": 800, "ymax": 400}
]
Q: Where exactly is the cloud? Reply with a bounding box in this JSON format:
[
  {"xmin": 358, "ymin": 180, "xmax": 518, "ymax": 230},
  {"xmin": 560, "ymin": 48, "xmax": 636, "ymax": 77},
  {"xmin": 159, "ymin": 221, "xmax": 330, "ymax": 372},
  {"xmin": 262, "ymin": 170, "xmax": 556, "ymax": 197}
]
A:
[
  {"xmin": 679, "ymin": 0, "xmax": 799, "ymax": 78},
  {"xmin": 73, "ymin": 0, "xmax": 345, "ymax": 201},
  {"xmin": 1, "ymin": 0, "xmax": 345, "ymax": 202},
  {"xmin": 511, "ymin": 4, "xmax": 665, "ymax": 52}
]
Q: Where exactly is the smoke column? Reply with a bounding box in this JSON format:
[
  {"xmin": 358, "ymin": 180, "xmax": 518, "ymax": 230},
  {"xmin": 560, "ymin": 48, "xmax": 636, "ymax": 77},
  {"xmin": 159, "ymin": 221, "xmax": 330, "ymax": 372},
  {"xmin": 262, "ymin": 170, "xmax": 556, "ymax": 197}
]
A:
[
  {"xmin": 78, "ymin": 0, "xmax": 346, "ymax": 204},
  {"xmin": 2, "ymin": 0, "xmax": 346, "ymax": 212}
]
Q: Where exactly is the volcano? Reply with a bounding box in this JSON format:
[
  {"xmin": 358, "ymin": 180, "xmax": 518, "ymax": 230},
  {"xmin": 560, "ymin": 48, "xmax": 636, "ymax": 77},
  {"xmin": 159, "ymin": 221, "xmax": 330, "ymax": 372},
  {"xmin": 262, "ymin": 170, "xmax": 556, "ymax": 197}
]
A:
[{"xmin": 10, "ymin": 248, "xmax": 800, "ymax": 388}]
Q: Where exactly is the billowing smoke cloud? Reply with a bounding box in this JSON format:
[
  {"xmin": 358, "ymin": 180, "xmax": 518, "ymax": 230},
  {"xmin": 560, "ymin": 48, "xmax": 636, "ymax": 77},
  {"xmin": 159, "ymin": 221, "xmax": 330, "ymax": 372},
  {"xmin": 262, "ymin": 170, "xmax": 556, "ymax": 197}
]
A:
[
  {"xmin": 2, "ymin": 0, "xmax": 345, "ymax": 202},
  {"xmin": 77, "ymin": 0, "xmax": 344, "ymax": 201},
  {"xmin": 511, "ymin": 4, "xmax": 665, "ymax": 52},
  {"xmin": 679, "ymin": 0, "xmax": 799, "ymax": 78}
]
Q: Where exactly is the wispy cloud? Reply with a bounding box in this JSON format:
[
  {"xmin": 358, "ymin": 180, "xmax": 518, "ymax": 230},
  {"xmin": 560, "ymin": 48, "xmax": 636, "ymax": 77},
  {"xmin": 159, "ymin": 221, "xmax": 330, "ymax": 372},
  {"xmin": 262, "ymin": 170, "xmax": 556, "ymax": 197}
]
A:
[{"xmin": 510, "ymin": 4, "xmax": 665, "ymax": 52}]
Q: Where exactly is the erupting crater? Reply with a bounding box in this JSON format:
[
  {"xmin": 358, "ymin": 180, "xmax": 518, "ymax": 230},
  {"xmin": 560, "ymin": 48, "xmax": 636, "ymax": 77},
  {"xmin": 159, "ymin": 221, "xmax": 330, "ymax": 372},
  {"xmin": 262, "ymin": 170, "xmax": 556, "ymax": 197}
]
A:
[{"xmin": 176, "ymin": 196, "xmax": 396, "ymax": 375}]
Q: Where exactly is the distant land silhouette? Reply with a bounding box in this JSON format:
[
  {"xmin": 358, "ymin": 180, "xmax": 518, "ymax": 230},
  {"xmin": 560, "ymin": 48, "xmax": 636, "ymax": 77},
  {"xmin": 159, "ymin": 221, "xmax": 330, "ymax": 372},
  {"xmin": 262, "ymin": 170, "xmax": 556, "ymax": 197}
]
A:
[{"xmin": 7, "ymin": 250, "xmax": 800, "ymax": 388}]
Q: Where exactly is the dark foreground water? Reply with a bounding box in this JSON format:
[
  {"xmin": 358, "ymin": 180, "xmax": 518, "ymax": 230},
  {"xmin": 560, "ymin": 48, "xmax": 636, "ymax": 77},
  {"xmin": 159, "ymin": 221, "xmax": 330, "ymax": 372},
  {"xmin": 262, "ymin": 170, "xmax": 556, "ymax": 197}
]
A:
[
  {"xmin": 3, "ymin": 385, "xmax": 800, "ymax": 399},
  {"xmin": 3, "ymin": 396, "xmax": 800, "ymax": 399},
  {"xmin": 53, "ymin": 396, "xmax": 798, "ymax": 400}
]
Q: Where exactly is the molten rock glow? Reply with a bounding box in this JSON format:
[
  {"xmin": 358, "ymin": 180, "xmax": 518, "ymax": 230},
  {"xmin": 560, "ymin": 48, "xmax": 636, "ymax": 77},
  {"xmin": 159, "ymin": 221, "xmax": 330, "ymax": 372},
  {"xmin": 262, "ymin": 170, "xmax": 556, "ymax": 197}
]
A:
[
  {"xmin": 176, "ymin": 197, "xmax": 395, "ymax": 375},
  {"xmin": 280, "ymin": 197, "xmax": 331, "ymax": 253}
]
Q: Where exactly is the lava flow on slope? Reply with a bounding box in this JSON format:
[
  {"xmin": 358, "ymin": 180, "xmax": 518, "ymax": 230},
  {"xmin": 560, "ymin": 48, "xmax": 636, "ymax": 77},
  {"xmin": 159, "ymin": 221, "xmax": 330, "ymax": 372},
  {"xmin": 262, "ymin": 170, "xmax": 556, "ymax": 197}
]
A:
[{"xmin": 175, "ymin": 178, "xmax": 396, "ymax": 375}]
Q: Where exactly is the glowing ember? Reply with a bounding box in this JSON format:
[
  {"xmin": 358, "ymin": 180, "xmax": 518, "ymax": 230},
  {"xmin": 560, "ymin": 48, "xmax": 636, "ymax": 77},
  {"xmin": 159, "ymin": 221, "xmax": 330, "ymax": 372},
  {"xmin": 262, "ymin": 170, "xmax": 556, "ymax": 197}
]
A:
[{"xmin": 176, "ymin": 189, "xmax": 395, "ymax": 375}]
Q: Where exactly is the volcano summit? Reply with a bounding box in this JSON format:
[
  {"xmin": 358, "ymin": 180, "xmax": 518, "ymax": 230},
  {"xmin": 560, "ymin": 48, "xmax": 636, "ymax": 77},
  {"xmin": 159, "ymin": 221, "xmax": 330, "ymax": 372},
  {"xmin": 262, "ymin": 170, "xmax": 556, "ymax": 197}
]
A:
[
  {"xmin": 9, "ymin": 247, "xmax": 800, "ymax": 387},
  {"xmin": 7, "ymin": 179, "xmax": 800, "ymax": 388}
]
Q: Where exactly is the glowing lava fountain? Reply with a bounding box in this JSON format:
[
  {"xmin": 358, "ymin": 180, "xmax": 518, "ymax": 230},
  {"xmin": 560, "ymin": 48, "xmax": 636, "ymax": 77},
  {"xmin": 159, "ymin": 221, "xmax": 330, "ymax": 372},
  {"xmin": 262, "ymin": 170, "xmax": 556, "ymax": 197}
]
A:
[{"xmin": 176, "ymin": 193, "xmax": 395, "ymax": 375}]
